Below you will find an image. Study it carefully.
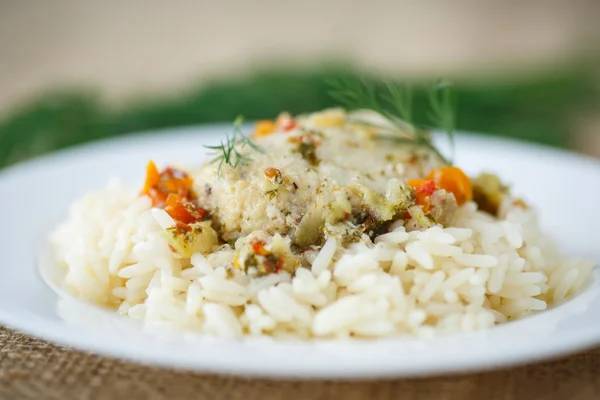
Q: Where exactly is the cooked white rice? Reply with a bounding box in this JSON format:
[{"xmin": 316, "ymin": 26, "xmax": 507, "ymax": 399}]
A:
[{"xmin": 48, "ymin": 178, "xmax": 593, "ymax": 339}]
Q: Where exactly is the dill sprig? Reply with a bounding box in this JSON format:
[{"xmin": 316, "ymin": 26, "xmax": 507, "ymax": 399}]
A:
[
  {"xmin": 203, "ymin": 116, "xmax": 262, "ymax": 176},
  {"xmin": 327, "ymin": 77, "xmax": 456, "ymax": 165},
  {"xmin": 427, "ymin": 80, "xmax": 456, "ymax": 161}
]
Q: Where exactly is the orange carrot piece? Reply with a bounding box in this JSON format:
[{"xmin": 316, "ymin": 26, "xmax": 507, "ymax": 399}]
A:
[
  {"xmin": 426, "ymin": 167, "xmax": 472, "ymax": 205},
  {"xmin": 253, "ymin": 120, "xmax": 276, "ymax": 138}
]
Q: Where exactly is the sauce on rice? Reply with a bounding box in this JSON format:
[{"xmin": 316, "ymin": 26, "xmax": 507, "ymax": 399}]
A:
[{"xmin": 143, "ymin": 109, "xmax": 488, "ymax": 277}]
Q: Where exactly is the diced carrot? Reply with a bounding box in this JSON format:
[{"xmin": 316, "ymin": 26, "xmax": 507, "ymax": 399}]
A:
[
  {"xmin": 141, "ymin": 161, "xmax": 207, "ymax": 225},
  {"xmin": 162, "ymin": 177, "xmax": 193, "ymax": 193},
  {"xmin": 426, "ymin": 167, "xmax": 472, "ymax": 205},
  {"xmin": 408, "ymin": 179, "xmax": 436, "ymax": 195},
  {"xmin": 164, "ymin": 193, "xmax": 204, "ymax": 224},
  {"xmin": 251, "ymin": 240, "xmax": 269, "ymax": 256},
  {"xmin": 143, "ymin": 160, "xmax": 160, "ymax": 194},
  {"xmin": 264, "ymin": 167, "xmax": 280, "ymax": 180},
  {"xmin": 141, "ymin": 161, "xmax": 199, "ymax": 208},
  {"xmin": 164, "ymin": 193, "xmax": 182, "ymax": 209},
  {"xmin": 147, "ymin": 187, "xmax": 168, "ymax": 207},
  {"xmin": 166, "ymin": 206, "xmax": 196, "ymax": 224},
  {"xmin": 408, "ymin": 179, "xmax": 436, "ymax": 212},
  {"xmin": 253, "ymin": 120, "xmax": 276, "ymax": 138}
]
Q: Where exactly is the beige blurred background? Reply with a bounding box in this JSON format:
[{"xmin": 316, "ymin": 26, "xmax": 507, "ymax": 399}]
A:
[{"xmin": 1, "ymin": 0, "xmax": 599, "ymax": 110}]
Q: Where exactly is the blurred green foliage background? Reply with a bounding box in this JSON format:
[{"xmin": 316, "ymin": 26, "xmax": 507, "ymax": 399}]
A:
[{"xmin": 0, "ymin": 65, "xmax": 598, "ymax": 168}]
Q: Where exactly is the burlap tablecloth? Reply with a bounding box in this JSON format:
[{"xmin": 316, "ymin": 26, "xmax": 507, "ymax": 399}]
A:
[{"xmin": 1, "ymin": 326, "xmax": 599, "ymax": 400}]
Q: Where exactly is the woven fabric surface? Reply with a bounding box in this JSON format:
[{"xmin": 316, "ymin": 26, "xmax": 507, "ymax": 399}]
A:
[{"xmin": 1, "ymin": 326, "xmax": 599, "ymax": 400}]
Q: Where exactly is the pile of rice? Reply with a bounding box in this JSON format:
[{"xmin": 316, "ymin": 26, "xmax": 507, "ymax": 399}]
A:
[{"xmin": 49, "ymin": 179, "xmax": 593, "ymax": 339}]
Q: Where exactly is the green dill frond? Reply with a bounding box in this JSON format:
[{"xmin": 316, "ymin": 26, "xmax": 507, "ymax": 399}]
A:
[
  {"xmin": 203, "ymin": 115, "xmax": 262, "ymax": 177},
  {"xmin": 427, "ymin": 79, "xmax": 456, "ymax": 160},
  {"xmin": 382, "ymin": 82, "xmax": 413, "ymax": 125},
  {"xmin": 327, "ymin": 78, "xmax": 379, "ymax": 111},
  {"xmin": 327, "ymin": 77, "xmax": 456, "ymax": 165}
]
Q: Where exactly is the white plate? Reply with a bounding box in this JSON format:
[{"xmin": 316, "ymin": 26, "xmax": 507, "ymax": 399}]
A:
[{"xmin": 0, "ymin": 124, "xmax": 599, "ymax": 379}]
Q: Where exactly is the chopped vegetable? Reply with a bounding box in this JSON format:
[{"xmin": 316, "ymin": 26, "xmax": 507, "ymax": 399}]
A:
[
  {"xmin": 298, "ymin": 142, "xmax": 319, "ymax": 166},
  {"xmin": 142, "ymin": 161, "xmax": 208, "ymax": 230},
  {"xmin": 264, "ymin": 167, "xmax": 282, "ymax": 184},
  {"xmin": 161, "ymin": 221, "xmax": 218, "ymax": 258},
  {"xmin": 472, "ymin": 172, "xmax": 510, "ymax": 215},
  {"xmin": 426, "ymin": 167, "xmax": 472, "ymax": 205},
  {"xmin": 294, "ymin": 208, "xmax": 326, "ymax": 247},
  {"xmin": 234, "ymin": 233, "xmax": 300, "ymax": 276},
  {"xmin": 142, "ymin": 161, "xmax": 196, "ymax": 207},
  {"xmin": 276, "ymin": 112, "xmax": 297, "ymax": 132},
  {"xmin": 253, "ymin": 120, "xmax": 276, "ymax": 138},
  {"xmin": 409, "ymin": 180, "xmax": 436, "ymax": 196},
  {"xmin": 143, "ymin": 160, "xmax": 161, "ymax": 194},
  {"xmin": 160, "ymin": 170, "xmax": 193, "ymax": 194},
  {"xmin": 251, "ymin": 240, "xmax": 269, "ymax": 256},
  {"xmin": 407, "ymin": 179, "xmax": 436, "ymax": 212},
  {"xmin": 429, "ymin": 190, "xmax": 458, "ymax": 226},
  {"xmin": 164, "ymin": 193, "xmax": 206, "ymax": 224},
  {"xmin": 290, "ymin": 134, "xmax": 321, "ymax": 166},
  {"xmin": 406, "ymin": 205, "xmax": 435, "ymax": 229}
]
